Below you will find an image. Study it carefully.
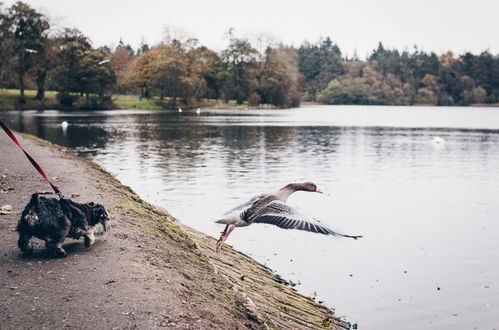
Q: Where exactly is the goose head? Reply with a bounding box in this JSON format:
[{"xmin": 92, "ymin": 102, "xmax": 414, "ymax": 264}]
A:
[{"xmin": 285, "ymin": 182, "xmax": 324, "ymax": 194}]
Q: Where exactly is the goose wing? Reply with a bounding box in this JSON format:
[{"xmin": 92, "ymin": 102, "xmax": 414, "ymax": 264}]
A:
[
  {"xmin": 248, "ymin": 200, "xmax": 362, "ymax": 238},
  {"xmin": 223, "ymin": 197, "xmax": 257, "ymax": 217},
  {"xmin": 215, "ymin": 195, "xmax": 262, "ymax": 225}
]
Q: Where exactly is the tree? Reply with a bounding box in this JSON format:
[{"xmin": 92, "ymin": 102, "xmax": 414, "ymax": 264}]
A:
[
  {"xmin": 137, "ymin": 37, "xmax": 149, "ymax": 55},
  {"xmin": 52, "ymin": 28, "xmax": 92, "ymax": 98},
  {"xmin": 127, "ymin": 44, "xmax": 194, "ymax": 108},
  {"xmin": 110, "ymin": 40, "xmax": 134, "ymax": 93},
  {"xmin": 184, "ymin": 46, "xmax": 220, "ymax": 106},
  {"xmin": 77, "ymin": 48, "xmax": 116, "ymax": 108},
  {"xmin": 187, "ymin": 46, "xmax": 221, "ymax": 100},
  {"xmin": 297, "ymin": 37, "xmax": 344, "ymax": 100},
  {"xmin": 0, "ymin": 2, "xmax": 11, "ymax": 84},
  {"xmin": 6, "ymin": 1, "xmax": 49, "ymax": 102},
  {"xmin": 31, "ymin": 35, "xmax": 59, "ymax": 99},
  {"xmin": 317, "ymin": 65, "xmax": 411, "ymax": 105},
  {"xmin": 258, "ymin": 46, "xmax": 302, "ymax": 107},
  {"xmin": 220, "ymin": 37, "xmax": 259, "ymax": 104},
  {"xmin": 126, "ymin": 46, "xmax": 155, "ymax": 98},
  {"xmin": 149, "ymin": 44, "xmax": 189, "ymax": 106},
  {"xmin": 369, "ymin": 42, "xmax": 402, "ymax": 76},
  {"xmin": 52, "ymin": 28, "xmax": 115, "ymax": 107}
]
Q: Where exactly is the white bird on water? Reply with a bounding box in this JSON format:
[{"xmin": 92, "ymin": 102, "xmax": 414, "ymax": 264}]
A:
[
  {"xmin": 215, "ymin": 182, "xmax": 362, "ymax": 252},
  {"xmin": 196, "ymin": 108, "xmax": 201, "ymax": 114},
  {"xmin": 178, "ymin": 108, "xmax": 183, "ymax": 113},
  {"xmin": 431, "ymin": 136, "xmax": 445, "ymax": 144},
  {"xmin": 61, "ymin": 121, "xmax": 68, "ymax": 129}
]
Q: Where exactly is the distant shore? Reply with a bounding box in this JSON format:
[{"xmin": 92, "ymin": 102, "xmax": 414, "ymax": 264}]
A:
[{"xmin": 1, "ymin": 89, "xmax": 498, "ymax": 111}]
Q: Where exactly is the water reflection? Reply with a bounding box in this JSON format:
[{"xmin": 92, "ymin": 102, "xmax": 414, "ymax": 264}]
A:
[{"xmin": 1, "ymin": 106, "xmax": 499, "ymax": 329}]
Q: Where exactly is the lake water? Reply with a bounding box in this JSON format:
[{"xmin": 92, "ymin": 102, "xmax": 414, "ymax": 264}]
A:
[{"xmin": 2, "ymin": 105, "xmax": 499, "ymax": 329}]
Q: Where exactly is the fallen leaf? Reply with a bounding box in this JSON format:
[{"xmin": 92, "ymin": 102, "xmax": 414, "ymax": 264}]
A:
[
  {"xmin": 0, "ymin": 205, "xmax": 12, "ymax": 214},
  {"xmin": 322, "ymin": 317, "xmax": 332, "ymax": 327}
]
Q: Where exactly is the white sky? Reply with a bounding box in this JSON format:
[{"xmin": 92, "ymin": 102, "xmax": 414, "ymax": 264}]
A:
[{"xmin": 3, "ymin": 0, "xmax": 499, "ymax": 58}]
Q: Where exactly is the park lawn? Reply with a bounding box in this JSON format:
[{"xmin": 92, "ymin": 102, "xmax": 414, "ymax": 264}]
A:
[
  {"xmin": 1, "ymin": 90, "xmax": 178, "ymax": 110},
  {"xmin": 1, "ymin": 89, "xmax": 267, "ymax": 111},
  {"xmin": 112, "ymin": 94, "xmax": 164, "ymax": 110},
  {"xmin": 0, "ymin": 89, "xmax": 59, "ymax": 110}
]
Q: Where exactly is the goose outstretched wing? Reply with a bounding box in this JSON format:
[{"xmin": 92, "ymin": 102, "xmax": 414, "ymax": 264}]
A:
[{"xmin": 248, "ymin": 200, "xmax": 361, "ymax": 239}]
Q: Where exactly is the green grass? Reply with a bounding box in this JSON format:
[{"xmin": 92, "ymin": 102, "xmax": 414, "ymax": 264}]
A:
[
  {"xmin": 0, "ymin": 89, "xmax": 59, "ymax": 110},
  {"xmin": 113, "ymin": 94, "xmax": 164, "ymax": 110},
  {"xmin": 1, "ymin": 89, "xmax": 277, "ymax": 111}
]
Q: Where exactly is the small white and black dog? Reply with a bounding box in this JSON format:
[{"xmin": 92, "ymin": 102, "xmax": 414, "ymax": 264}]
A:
[{"xmin": 17, "ymin": 193, "xmax": 109, "ymax": 257}]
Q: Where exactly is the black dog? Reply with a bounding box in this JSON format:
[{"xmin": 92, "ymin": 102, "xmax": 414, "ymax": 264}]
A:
[{"xmin": 17, "ymin": 193, "xmax": 109, "ymax": 257}]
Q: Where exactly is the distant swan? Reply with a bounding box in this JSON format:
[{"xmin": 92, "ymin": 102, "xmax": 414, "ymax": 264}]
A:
[
  {"xmin": 196, "ymin": 108, "xmax": 201, "ymax": 114},
  {"xmin": 178, "ymin": 108, "xmax": 183, "ymax": 113},
  {"xmin": 215, "ymin": 182, "xmax": 362, "ymax": 252},
  {"xmin": 61, "ymin": 121, "xmax": 68, "ymax": 129},
  {"xmin": 431, "ymin": 136, "xmax": 445, "ymax": 144}
]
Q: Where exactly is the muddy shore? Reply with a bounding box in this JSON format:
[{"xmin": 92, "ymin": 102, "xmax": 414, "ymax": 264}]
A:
[{"xmin": 0, "ymin": 131, "xmax": 351, "ymax": 329}]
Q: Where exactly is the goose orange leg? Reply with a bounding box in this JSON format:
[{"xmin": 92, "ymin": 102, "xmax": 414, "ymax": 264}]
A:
[{"xmin": 216, "ymin": 225, "xmax": 236, "ymax": 252}]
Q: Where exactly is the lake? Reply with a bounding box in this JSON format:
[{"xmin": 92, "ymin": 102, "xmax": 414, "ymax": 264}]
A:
[{"xmin": 1, "ymin": 105, "xmax": 499, "ymax": 329}]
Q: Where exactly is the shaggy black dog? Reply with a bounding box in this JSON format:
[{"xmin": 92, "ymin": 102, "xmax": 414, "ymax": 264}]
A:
[{"xmin": 17, "ymin": 193, "xmax": 109, "ymax": 257}]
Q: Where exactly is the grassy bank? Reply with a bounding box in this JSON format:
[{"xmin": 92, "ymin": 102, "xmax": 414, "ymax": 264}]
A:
[
  {"xmin": 0, "ymin": 89, "xmax": 59, "ymax": 110},
  {"xmin": 1, "ymin": 89, "xmax": 279, "ymax": 111},
  {"xmin": 3, "ymin": 89, "xmax": 499, "ymax": 111},
  {"xmin": 0, "ymin": 89, "xmax": 170, "ymax": 111},
  {"xmin": 3, "ymin": 132, "xmax": 352, "ymax": 329}
]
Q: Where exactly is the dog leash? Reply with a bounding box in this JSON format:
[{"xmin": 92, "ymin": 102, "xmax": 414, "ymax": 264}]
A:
[{"xmin": 0, "ymin": 119, "xmax": 63, "ymax": 198}]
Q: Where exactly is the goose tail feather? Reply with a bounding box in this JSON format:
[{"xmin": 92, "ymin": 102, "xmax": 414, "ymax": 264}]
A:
[{"xmin": 215, "ymin": 218, "xmax": 235, "ymax": 225}]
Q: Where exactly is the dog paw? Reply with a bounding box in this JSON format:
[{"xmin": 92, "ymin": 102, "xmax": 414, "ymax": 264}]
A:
[
  {"xmin": 84, "ymin": 235, "xmax": 95, "ymax": 248},
  {"xmin": 20, "ymin": 247, "xmax": 34, "ymax": 256},
  {"xmin": 54, "ymin": 249, "xmax": 67, "ymax": 258}
]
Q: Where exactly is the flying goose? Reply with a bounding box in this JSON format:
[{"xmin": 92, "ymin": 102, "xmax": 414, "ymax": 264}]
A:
[{"xmin": 215, "ymin": 182, "xmax": 362, "ymax": 252}]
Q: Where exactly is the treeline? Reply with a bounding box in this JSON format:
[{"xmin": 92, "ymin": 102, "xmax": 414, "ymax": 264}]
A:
[
  {"xmin": 1, "ymin": 1, "xmax": 499, "ymax": 109},
  {"xmin": 123, "ymin": 37, "xmax": 301, "ymax": 108},
  {"xmin": 306, "ymin": 41, "xmax": 499, "ymax": 105},
  {"xmin": 0, "ymin": 2, "xmax": 115, "ymax": 108}
]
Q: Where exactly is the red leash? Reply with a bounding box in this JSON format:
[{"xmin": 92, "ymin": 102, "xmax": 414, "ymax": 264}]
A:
[{"xmin": 0, "ymin": 119, "xmax": 62, "ymax": 197}]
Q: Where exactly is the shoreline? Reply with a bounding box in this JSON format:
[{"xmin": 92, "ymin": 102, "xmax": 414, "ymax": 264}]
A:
[
  {"xmin": 0, "ymin": 131, "xmax": 351, "ymax": 329},
  {"xmin": 2, "ymin": 89, "xmax": 498, "ymax": 111}
]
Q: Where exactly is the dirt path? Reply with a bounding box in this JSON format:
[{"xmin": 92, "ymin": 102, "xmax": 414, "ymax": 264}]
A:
[{"xmin": 0, "ymin": 132, "xmax": 348, "ymax": 329}]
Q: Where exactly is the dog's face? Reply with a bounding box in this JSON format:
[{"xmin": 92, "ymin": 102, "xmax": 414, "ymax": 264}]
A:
[{"xmin": 89, "ymin": 202, "xmax": 110, "ymax": 231}]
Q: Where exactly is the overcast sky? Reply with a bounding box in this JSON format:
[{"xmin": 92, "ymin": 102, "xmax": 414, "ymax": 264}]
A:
[{"xmin": 3, "ymin": 0, "xmax": 499, "ymax": 58}]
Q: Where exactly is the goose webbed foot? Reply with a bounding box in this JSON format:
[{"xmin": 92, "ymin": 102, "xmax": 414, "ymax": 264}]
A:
[{"xmin": 215, "ymin": 225, "xmax": 235, "ymax": 252}]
